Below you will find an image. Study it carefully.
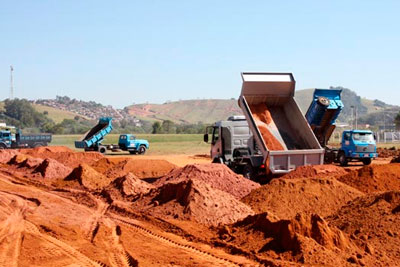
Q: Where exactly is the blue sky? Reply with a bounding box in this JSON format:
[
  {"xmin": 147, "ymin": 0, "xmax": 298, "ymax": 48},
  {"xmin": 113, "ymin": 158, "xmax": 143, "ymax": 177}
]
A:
[{"xmin": 1, "ymin": 1, "xmax": 399, "ymax": 108}]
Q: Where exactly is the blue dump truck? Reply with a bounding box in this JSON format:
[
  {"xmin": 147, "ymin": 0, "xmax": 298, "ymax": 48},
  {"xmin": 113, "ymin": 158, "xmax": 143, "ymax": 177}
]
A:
[
  {"xmin": 75, "ymin": 117, "xmax": 149, "ymax": 154},
  {"xmin": 306, "ymin": 89, "xmax": 378, "ymax": 166},
  {"xmin": 0, "ymin": 128, "xmax": 52, "ymax": 149}
]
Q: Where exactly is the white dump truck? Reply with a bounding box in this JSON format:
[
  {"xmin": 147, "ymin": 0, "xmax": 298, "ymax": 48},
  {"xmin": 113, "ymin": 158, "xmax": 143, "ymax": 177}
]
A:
[{"xmin": 204, "ymin": 72, "xmax": 324, "ymax": 180}]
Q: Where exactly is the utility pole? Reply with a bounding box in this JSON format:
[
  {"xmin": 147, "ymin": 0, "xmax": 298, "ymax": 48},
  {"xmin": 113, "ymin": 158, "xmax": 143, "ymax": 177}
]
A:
[
  {"xmin": 355, "ymin": 106, "xmax": 358, "ymax": 129},
  {"xmin": 350, "ymin": 106, "xmax": 354, "ymax": 129},
  {"xmin": 10, "ymin": 65, "xmax": 14, "ymax": 99}
]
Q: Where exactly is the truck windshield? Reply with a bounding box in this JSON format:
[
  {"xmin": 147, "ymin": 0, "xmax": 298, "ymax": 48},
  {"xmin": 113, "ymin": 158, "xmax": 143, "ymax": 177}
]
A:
[{"xmin": 352, "ymin": 133, "xmax": 374, "ymax": 142}]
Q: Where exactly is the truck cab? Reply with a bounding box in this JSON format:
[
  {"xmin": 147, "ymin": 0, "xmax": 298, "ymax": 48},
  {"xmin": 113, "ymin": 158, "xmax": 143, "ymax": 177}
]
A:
[
  {"xmin": 0, "ymin": 130, "xmax": 14, "ymax": 148},
  {"xmin": 338, "ymin": 130, "xmax": 378, "ymax": 166},
  {"xmin": 118, "ymin": 134, "xmax": 149, "ymax": 154}
]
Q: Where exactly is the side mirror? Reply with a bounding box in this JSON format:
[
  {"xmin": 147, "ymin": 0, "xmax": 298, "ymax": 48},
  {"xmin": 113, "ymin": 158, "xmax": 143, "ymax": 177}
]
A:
[{"xmin": 203, "ymin": 134, "xmax": 209, "ymax": 143}]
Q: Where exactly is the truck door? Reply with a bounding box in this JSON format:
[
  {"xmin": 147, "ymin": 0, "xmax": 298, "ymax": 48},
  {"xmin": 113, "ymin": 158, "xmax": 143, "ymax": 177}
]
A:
[{"xmin": 211, "ymin": 127, "xmax": 223, "ymax": 162}]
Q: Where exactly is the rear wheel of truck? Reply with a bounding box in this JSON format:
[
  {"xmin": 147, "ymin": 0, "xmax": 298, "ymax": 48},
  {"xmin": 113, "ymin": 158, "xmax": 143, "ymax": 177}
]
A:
[
  {"xmin": 138, "ymin": 145, "xmax": 146, "ymax": 155},
  {"xmin": 0, "ymin": 143, "xmax": 6, "ymax": 149},
  {"xmin": 129, "ymin": 151, "xmax": 137, "ymax": 155},
  {"xmin": 98, "ymin": 146, "xmax": 107, "ymax": 154},
  {"xmin": 242, "ymin": 164, "xmax": 255, "ymax": 180},
  {"xmin": 362, "ymin": 158, "xmax": 372, "ymax": 165},
  {"xmin": 338, "ymin": 152, "xmax": 348, "ymax": 166},
  {"xmin": 33, "ymin": 143, "xmax": 43, "ymax": 148}
]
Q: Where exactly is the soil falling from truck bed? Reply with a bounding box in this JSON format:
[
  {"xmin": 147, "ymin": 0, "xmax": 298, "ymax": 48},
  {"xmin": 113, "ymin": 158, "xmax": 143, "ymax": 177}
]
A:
[{"xmin": 249, "ymin": 103, "xmax": 284, "ymax": 151}]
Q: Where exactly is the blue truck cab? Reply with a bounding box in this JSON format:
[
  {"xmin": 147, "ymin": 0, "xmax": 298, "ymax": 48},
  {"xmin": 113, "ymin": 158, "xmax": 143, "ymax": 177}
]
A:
[
  {"xmin": 118, "ymin": 134, "xmax": 149, "ymax": 154},
  {"xmin": 0, "ymin": 130, "xmax": 14, "ymax": 148},
  {"xmin": 338, "ymin": 130, "xmax": 378, "ymax": 166}
]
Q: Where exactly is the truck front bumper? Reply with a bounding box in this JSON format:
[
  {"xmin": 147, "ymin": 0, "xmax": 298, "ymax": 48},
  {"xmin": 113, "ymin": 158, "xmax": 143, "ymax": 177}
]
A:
[{"xmin": 350, "ymin": 152, "xmax": 378, "ymax": 159}]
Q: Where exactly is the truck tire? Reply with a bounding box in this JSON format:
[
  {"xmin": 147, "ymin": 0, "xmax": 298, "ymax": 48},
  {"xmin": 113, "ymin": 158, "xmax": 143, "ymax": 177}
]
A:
[
  {"xmin": 242, "ymin": 164, "xmax": 255, "ymax": 180},
  {"xmin": 33, "ymin": 143, "xmax": 43, "ymax": 148},
  {"xmin": 362, "ymin": 158, "xmax": 372, "ymax": 165},
  {"xmin": 138, "ymin": 145, "xmax": 146, "ymax": 155},
  {"xmin": 0, "ymin": 143, "xmax": 6, "ymax": 149},
  {"xmin": 129, "ymin": 151, "xmax": 137, "ymax": 155},
  {"xmin": 338, "ymin": 151, "xmax": 348, "ymax": 166},
  {"xmin": 98, "ymin": 146, "xmax": 107, "ymax": 154},
  {"xmin": 317, "ymin": 96, "xmax": 330, "ymax": 107}
]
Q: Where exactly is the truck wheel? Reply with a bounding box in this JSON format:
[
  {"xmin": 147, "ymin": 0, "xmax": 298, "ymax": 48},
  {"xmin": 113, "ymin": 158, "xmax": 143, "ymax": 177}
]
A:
[
  {"xmin": 98, "ymin": 146, "xmax": 107, "ymax": 154},
  {"xmin": 33, "ymin": 143, "xmax": 43, "ymax": 148},
  {"xmin": 0, "ymin": 143, "xmax": 6, "ymax": 149},
  {"xmin": 338, "ymin": 152, "xmax": 348, "ymax": 166},
  {"xmin": 138, "ymin": 145, "xmax": 146, "ymax": 155},
  {"xmin": 242, "ymin": 164, "xmax": 254, "ymax": 180},
  {"xmin": 362, "ymin": 158, "xmax": 372, "ymax": 165},
  {"xmin": 129, "ymin": 151, "xmax": 137, "ymax": 155},
  {"xmin": 317, "ymin": 96, "xmax": 330, "ymax": 106}
]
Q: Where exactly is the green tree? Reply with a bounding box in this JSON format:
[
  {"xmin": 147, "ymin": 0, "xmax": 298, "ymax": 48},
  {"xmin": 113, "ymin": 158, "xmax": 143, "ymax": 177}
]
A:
[
  {"xmin": 152, "ymin": 121, "xmax": 162, "ymax": 134},
  {"xmin": 162, "ymin": 120, "xmax": 175, "ymax": 134},
  {"xmin": 395, "ymin": 112, "xmax": 400, "ymax": 130}
]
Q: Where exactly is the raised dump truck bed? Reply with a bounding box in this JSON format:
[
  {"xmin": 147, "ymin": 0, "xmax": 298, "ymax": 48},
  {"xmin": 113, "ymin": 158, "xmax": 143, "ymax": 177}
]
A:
[
  {"xmin": 75, "ymin": 117, "xmax": 113, "ymax": 150},
  {"xmin": 239, "ymin": 72, "xmax": 324, "ymax": 174}
]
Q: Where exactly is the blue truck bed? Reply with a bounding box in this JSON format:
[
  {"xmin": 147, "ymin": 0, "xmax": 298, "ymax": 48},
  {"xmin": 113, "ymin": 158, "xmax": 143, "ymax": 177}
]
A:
[{"xmin": 75, "ymin": 117, "xmax": 113, "ymax": 149}]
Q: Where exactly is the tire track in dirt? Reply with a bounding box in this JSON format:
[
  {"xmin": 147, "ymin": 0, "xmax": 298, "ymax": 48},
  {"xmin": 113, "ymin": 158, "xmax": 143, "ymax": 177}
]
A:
[
  {"xmin": 24, "ymin": 220, "xmax": 102, "ymax": 267},
  {"xmin": 106, "ymin": 224, "xmax": 137, "ymax": 267},
  {"xmin": 109, "ymin": 214, "xmax": 254, "ymax": 267}
]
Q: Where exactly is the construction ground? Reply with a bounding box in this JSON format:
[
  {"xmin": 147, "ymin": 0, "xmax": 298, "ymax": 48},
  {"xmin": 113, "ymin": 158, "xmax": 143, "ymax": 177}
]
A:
[{"xmin": 0, "ymin": 146, "xmax": 399, "ymax": 266}]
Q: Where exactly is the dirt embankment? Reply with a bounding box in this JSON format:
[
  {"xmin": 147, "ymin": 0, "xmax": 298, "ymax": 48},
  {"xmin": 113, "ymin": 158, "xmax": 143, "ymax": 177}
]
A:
[
  {"xmin": 281, "ymin": 164, "xmax": 348, "ymax": 179},
  {"xmin": 154, "ymin": 163, "xmax": 260, "ymax": 200},
  {"xmin": 131, "ymin": 178, "xmax": 254, "ymax": 226},
  {"xmin": 327, "ymin": 191, "xmax": 400, "ymax": 266},
  {"xmin": 337, "ymin": 163, "xmax": 400, "ymax": 193},
  {"xmin": 242, "ymin": 177, "xmax": 363, "ymax": 219}
]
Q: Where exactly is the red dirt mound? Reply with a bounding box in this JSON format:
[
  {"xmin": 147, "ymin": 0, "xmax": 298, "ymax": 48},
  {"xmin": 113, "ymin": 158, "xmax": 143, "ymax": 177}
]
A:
[
  {"xmin": 377, "ymin": 147, "xmax": 400, "ymax": 158},
  {"xmin": 282, "ymin": 164, "xmax": 348, "ymax": 179},
  {"xmin": 0, "ymin": 150, "xmax": 20, "ymax": 164},
  {"xmin": 33, "ymin": 158, "xmax": 72, "ymax": 179},
  {"xmin": 91, "ymin": 158, "xmax": 176, "ymax": 179},
  {"xmin": 154, "ymin": 164, "xmax": 260, "ymax": 199},
  {"xmin": 242, "ymin": 177, "xmax": 363, "ymax": 219},
  {"xmin": 327, "ymin": 191, "xmax": 400, "ymax": 266},
  {"xmin": 20, "ymin": 147, "xmax": 103, "ymax": 168},
  {"xmin": 20, "ymin": 157, "xmax": 44, "ymax": 169},
  {"xmin": 132, "ymin": 179, "xmax": 254, "ymax": 226},
  {"xmin": 337, "ymin": 163, "xmax": 400, "ymax": 193},
  {"xmin": 65, "ymin": 164, "xmax": 112, "ymax": 190},
  {"xmin": 8, "ymin": 154, "xmax": 32, "ymax": 165},
  {"xmin": 220, "ymin": 212, "xmax": 360, "ymax": 266},
  {"xmin": 103, "ymin": 173, "xmax": 154, "ymax": 200}
]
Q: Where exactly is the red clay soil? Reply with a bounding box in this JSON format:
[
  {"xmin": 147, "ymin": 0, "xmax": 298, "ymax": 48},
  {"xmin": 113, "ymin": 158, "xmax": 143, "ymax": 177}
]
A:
[
  {"xmin": 20, "ymin": 157, "xmax": 44, "ymax": 169},
  {"xmin": 33, "ymin": 158, "xmax": 73, "ymax": 179},
  {"xmin": 8, "ymin": 154, "xmax": 33, "ymax": 165},
  {"xmin": 242, "ymin": 177, "xmax": 363, "ymax": 219},
  {"xmin": 103, "ymin": 172, "xmax": 154, "ymax": 201},
  {"xmin": 64, "ymin": 163, "xmax": 112, "ymax": 191},
  {"xmin": 327, "ymin": 191, "xmax": 400, "ymax": 266},
  {"xmin": 219, "ymin": 212, "xmax": 363, "ymax": 266},
  {"xmin": 250, "ymin": 103, "xmax": 284, "ymax": 151},
  {"xmin": 377, "ymin": 147, "xmax": 400, "ymax": 158},
  {"xmin": 391, "ymin": 155, "xmax": 400, "ymax": 163},
  {"xmin": 153, "ymin": 164, "xmax": 260, "ymax": 200},
  {"xmin": 0, "ymin": 150, "xmax": 20, "ymax": 164},
  {"xmin": 282, "ymin": 164, "xmax": 348, "ymax": 179},
  {"xmin": 337, "ymin": 163, "xmax": 400, "ymax": 193},
  {"xmin": 91, "ymin": 157, "xmax": 176, "ymax": 179},
  {"xmin": 19, "ymin": 147, "xmax": 103, "ymax": 168},
  {"xmin": 131, "ymin": 179, "xmax": 254, "ymax": 226}
]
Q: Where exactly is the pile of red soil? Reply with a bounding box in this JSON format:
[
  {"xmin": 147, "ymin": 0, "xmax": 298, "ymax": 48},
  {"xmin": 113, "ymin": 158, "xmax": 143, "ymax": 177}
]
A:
[
  {"xmin": 0, "ymin": 150, "xmax": 20, "ymax": 164},
  {"xmin": 282, "ymin": 165, "xmax": 348, "ymax": 179},
  {"xmin": 377, "ymin": 147, "xmax": 400, "ymax": 158},
  {"xmin": 8, "ymin": 154, "xmax": 32, "ymax": 165},
  {"xmin": 220, "ymin": 212, "xmax": 361, "ymax": 266},
  {"xmin": 103, "ymin": 173, "xmax": 154, "ymax": 201},
  {"xmin": 33, "ymin": 158, "xmax": 72, "ymax": 179},
  {"xmin": 242, "ymin": 177, "xmax": 363, "ymax": 219},
  {"xmin": 154, "ymin": 164, "xmax": 260, "ymax": 199},
  {"xmin": 20, "ymin": 147, "xmax": 103, "ymax": 168},
  {"xmin": 337, "ymin": 163, "xmax": 400, "ymax": 193},
  {"xmin": 131, "ymin": 179, "xmax": 254, "ymax": 226},
  {"xmin": 65, "ymin": 164, "xmax": 112, "ymax": 191},
  {"xmin": 327, "ymin": 191, "xmax": 400, "ymax": 266},
  {"xmin": 250, "ymin": 103, "xmax": 284, "ymax": 151},
  {"xmin": 91, "ymin": 158, "xmax": 176, "ymax": 179},
  {"xmin": 20, "ymin": 157, "xmax": 44, "ymax": 169},
  {"xmin": 391, "ymin": 156, "xmax": 400, "ymax": 163}
]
